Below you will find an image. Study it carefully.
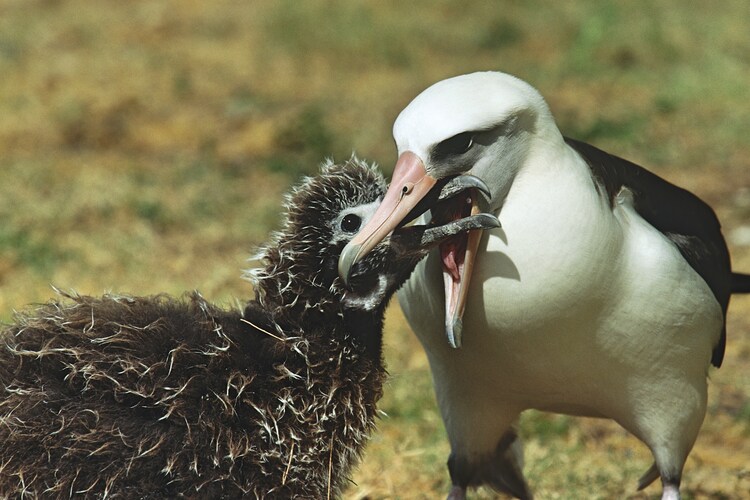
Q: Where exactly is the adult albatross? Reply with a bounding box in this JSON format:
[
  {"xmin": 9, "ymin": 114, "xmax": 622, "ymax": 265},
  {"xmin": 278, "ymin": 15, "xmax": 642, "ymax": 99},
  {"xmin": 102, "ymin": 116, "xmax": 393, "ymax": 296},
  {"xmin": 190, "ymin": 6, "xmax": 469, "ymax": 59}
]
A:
[{"xmin": 338, "ymin": 71, "xmax": 750, "ymax": 500}]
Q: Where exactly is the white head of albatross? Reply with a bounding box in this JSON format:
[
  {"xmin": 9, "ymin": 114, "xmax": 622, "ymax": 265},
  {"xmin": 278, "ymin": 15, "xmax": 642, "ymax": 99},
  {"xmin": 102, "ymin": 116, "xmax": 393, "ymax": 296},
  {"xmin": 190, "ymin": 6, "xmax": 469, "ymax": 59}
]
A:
[
  {"xmin": 339, "ymin": 71, "xmax": 565, "ymax": 348},
  {"xmin": 338, "ymin": 71, "xmax": 750, "ymax": 500}
]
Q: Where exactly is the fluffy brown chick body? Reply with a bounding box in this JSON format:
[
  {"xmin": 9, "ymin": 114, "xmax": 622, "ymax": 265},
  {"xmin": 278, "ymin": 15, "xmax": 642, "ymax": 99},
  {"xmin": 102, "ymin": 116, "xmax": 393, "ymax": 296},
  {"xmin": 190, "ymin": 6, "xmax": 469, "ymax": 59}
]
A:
[{"xmin": 0, "ymin": 290, "xmax": 382, "ymax": 499}]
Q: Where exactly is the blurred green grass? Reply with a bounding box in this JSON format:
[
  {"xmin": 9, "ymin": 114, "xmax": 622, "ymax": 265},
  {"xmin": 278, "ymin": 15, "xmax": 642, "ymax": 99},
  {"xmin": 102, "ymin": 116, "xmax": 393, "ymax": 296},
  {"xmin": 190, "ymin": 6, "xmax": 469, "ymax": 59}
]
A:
[{"xmin": 1, "ymin": 1, "xmax": 749, "ymax": 498}]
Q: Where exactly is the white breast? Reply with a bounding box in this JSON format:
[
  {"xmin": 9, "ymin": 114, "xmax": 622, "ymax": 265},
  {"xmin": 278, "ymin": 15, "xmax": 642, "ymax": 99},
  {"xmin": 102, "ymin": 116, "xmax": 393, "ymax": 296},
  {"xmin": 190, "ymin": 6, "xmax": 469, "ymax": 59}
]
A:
[{"xmin": 398, "ymin": 146, "xmax": 722, "ymax": 440}]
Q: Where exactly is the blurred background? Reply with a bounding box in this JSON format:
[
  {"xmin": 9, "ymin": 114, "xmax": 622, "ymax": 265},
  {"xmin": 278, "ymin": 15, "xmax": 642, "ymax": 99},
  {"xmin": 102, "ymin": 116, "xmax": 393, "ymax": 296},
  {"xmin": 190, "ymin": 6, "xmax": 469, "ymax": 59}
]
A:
[{"xmin": 1, "ymin": 0, "xmax": 749, "ymax": 497}]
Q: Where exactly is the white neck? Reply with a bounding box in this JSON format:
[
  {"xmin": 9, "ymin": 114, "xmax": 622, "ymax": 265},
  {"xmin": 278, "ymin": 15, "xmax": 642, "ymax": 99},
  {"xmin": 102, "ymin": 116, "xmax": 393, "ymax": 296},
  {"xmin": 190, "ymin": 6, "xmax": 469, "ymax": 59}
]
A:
[{"xmin": 471, "ymin": 117, "xmax": 567, "ymax": 213}]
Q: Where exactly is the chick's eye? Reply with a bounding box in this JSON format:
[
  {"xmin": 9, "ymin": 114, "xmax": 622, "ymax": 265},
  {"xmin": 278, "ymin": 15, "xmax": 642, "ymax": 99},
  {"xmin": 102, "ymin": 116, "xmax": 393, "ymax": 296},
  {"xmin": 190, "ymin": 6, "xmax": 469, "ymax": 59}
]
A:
[{"xmin": 340, "ymin": 213, "xmax": 361, "ymax": 233}]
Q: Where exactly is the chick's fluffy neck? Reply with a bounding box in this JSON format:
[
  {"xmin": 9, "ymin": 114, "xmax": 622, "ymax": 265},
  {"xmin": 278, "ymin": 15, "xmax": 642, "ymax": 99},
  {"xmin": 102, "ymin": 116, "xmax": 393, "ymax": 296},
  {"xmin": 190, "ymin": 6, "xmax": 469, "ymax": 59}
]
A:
[{"xmin": 247, "ymin": 265, "xmax": 387, "ymax": 360}]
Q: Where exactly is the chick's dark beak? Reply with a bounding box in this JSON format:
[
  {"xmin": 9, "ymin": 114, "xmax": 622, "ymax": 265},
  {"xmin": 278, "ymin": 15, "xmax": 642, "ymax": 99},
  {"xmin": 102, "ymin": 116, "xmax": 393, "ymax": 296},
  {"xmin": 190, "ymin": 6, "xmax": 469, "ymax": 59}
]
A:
[{"xmin": 390, "ymin": 212, "xmax": 500, "ymax": 255}]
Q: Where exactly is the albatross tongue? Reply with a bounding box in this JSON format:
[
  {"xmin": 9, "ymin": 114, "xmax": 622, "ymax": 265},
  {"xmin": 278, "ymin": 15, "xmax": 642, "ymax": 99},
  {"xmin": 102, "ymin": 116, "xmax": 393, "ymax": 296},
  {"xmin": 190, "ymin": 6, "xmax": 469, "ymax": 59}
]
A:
[{"xmin": 441, "ymin": 237, "xmax": 465, "ymax": 282}]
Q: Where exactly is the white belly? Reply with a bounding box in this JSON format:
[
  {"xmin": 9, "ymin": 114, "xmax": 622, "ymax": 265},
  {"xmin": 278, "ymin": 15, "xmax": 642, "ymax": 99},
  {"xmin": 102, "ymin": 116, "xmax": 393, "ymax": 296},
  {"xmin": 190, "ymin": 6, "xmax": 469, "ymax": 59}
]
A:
[{"xmin": 398, "ymin": 167, "xmax": 723, "ymax": 451}]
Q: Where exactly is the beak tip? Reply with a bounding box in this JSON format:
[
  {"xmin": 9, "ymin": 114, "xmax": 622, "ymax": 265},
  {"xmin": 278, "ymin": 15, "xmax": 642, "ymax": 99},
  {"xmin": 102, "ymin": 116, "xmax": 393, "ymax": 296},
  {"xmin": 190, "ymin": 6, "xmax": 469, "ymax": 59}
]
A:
[
  {"xmin": 476, "ymin": 178, "xmax": 492, "ymax": 200},
  {"xmin": 338, "ymin": 242, "xmax": 362, "ymax": 286},
  {"xmin": 446, "ymin": 317, "xmax": 463, "ymax": 349}
]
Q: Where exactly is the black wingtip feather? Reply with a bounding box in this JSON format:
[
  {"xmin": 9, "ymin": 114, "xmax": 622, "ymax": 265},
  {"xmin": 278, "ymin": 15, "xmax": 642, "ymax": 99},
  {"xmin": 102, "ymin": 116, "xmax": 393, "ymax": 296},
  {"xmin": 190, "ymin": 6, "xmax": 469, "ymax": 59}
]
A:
[{"xmin": 731, "ymin": 272, "xmax": 750, "ymax": 294}]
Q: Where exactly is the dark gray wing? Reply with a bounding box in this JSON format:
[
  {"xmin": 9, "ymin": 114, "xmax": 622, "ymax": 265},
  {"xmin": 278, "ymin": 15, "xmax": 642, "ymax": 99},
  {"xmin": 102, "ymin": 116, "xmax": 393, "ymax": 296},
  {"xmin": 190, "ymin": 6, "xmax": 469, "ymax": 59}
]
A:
[
  {"xmin": 732, "ymin": 272, "xmax": 750, "ymax": 293},
  {"xmin": 565, "ymin": 137, "xmax": 731, "ymax": 367}
]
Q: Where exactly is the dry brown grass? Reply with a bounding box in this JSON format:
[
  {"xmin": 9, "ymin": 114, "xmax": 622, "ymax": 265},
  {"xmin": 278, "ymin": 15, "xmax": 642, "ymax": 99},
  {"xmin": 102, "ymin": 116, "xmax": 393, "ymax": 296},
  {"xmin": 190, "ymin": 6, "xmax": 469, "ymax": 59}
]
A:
[{"xmin": 1, "ymin": 1, "xmax": 749, "ymax": 498}]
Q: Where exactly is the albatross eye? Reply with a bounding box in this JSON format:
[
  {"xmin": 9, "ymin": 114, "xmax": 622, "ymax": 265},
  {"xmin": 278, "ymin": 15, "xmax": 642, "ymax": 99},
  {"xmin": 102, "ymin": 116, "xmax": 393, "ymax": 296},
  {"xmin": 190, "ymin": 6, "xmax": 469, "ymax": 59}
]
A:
[
  {"xmin": 340, "ymin": 213, "xmax": 362, "ymax": 233},
  {"xmin": 433, "ymin": 131, "xmax": 475, "ymax": 159}
]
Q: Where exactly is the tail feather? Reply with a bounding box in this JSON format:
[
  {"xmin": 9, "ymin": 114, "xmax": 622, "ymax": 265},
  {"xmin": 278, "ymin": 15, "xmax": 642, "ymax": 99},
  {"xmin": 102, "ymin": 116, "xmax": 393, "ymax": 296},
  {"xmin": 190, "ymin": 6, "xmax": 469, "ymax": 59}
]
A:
[
  {"xmin": 731, "ymin": 272, "xmax": 750, "ymax": 294},
  {"xmin": 637, "ymin": 462, "xmax": 659, "ymax": 491}
]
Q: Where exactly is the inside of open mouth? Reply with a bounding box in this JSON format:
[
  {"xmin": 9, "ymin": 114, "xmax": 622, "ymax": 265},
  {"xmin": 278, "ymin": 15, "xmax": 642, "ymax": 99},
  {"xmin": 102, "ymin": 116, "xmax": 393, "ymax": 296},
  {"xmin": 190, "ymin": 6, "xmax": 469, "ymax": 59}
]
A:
[{"xmin": 432, "ymin": 190, "xmax": 476, "ymax": 286}]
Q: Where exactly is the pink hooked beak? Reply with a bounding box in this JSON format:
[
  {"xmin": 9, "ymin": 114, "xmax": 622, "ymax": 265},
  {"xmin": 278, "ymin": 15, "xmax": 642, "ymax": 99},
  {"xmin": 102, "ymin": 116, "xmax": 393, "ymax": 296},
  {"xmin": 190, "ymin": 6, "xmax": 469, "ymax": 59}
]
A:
[
  {"xmin": 338, "ymin": 151, "xmax": 487, "ymax": 348},
  {"xmin": 338, "ymin": 151, "xmax": 437, "ymax": 284}
]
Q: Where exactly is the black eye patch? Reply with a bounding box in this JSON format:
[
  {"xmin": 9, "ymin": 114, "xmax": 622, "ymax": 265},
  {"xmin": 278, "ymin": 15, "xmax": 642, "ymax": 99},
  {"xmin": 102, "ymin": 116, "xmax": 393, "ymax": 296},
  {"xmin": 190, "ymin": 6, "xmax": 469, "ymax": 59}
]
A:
[
  {"xmin": 432, "ymin": 131, "xmax": 474, "ymax": 161},
  {"xmin": 340, "ymin": 213, "xmax": 362, "ymax": 233}
]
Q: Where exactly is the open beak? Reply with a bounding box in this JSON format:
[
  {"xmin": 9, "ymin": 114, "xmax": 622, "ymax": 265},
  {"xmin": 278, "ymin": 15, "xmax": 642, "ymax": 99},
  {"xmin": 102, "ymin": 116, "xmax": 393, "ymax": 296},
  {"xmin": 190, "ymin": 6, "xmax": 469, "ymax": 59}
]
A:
[
  {"xmin": 437, "ymin": 191, "xmax": 484, "ymax": 348},
  {"xmin": 338, "ymin": 151, "xmax": 437, "ymax": 284},
  {"xmin": 339, "ymin": 151, "xmax": 496, "ymax": 349}
]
